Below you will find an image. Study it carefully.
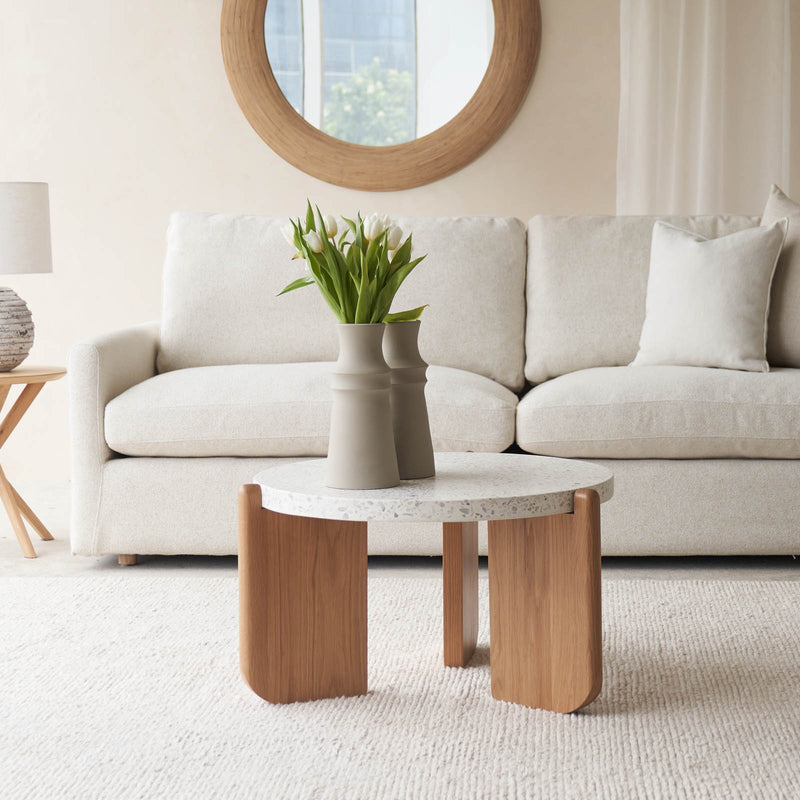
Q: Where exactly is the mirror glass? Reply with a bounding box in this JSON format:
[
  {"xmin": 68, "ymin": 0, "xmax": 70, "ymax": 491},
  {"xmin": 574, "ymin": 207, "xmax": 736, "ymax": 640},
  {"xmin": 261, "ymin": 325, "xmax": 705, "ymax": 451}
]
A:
[{"xmin": 264, "ymin": 0, "xmax": 494, "ymax": 146}]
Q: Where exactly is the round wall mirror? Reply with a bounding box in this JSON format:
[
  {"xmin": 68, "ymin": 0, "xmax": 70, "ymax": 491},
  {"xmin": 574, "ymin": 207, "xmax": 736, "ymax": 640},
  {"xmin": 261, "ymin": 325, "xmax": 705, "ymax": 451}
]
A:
[{"xmin": 221, "ymin": 0, "xmax": 541, "ymax": 191}]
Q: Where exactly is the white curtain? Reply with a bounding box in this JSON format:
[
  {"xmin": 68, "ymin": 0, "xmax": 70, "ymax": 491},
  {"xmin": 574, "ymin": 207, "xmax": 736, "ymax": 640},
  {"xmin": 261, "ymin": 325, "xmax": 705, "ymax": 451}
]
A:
[{"xmin": 617, "ymin": 0, "xmax": 791, "ymax": 215}]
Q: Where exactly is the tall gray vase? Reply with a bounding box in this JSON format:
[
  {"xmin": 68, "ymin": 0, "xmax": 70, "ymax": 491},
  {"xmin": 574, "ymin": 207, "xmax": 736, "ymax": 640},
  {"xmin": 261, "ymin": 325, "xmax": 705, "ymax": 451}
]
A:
[
  {"xmin": 383, "ymin": 320, "xmax": 435, "ymax": 480},
  {"xmin": 325, "ymin": 323, "xmax": 400, "ymax": 489}
]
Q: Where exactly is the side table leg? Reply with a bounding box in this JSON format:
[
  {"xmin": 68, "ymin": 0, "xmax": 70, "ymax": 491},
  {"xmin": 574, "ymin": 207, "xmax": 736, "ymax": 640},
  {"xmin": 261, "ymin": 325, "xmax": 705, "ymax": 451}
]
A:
[
  {"xmin": 0, "ymin": 465, "xmax": 36, "ymax": 558},
  {"xmin": 238, "ymin": 485, "xmax": 368, "ymax": 703},
  {"xmin": 12, "ymin": 485, "xmax": 54, "ymax": 540},
  {"xmin": 0, "ymin": 383, "xmax": 43, "ymax": 450},
  {"xmin": 488, "ymin": 489, "xmax": 602, "ymax": 713},
  {"xmin": 442, "ymin": 521, "xmax": 479, "ymax": 666},
  {"xmin": 0, "ymin": 381, "xmax": 57, "ymax": 557}
]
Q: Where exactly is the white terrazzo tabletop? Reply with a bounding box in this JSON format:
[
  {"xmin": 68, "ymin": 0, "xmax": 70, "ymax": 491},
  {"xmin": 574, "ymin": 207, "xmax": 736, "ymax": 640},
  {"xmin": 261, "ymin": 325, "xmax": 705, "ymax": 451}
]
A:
[{"xmin": 253, "ymin": 452, "xmax": 613, "ymax": 523}]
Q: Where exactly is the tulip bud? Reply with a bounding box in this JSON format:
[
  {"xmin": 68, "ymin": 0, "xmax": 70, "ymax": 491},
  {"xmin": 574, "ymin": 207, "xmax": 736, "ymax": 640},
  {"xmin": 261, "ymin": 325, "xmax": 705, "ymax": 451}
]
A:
[
  {"xmin": 363, "ymin": 212, "xmax": 391, "ymax": 241},
  {"xmin": 282, "ymin": 224, "xmax": 296, "ymax": 247},
  {"xmin": 322, "ymin": 215, "xmax": 338, "ymax": 238},
  {"xmin": 303, "ymin": 230, "xmax": 324, "ymax": 253},
  {"xmin": 385, "ymin": 225, "xmax": 403, "ymax": 250}
]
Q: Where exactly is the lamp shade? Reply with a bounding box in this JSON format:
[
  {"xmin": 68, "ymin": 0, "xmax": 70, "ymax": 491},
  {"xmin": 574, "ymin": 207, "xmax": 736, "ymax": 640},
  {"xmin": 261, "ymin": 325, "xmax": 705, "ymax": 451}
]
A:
[{"xmin": 0, "ymin": 182, "xmax": 52, "ymax": 275}]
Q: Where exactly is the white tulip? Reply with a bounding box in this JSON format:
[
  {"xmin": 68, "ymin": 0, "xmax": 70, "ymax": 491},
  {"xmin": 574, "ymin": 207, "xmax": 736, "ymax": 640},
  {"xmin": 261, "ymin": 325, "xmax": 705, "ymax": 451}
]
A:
[
  {"xmin": 281, "ymin": 224, "xmax": 296, "ymax": 247},
  {"xmin": 303, "ymin": 230, "xmax": 324, "ymax": 253},
  {"xmin": 363, "ymin": 212, "xmax": 391, "ymax": 241},
  {"xmin": 322, "ymin": 215, "xmax": 338, "ymax": 238},
  {"xmin": 385, "ymin": 225, "xmax": 403, "ymax": 250}
]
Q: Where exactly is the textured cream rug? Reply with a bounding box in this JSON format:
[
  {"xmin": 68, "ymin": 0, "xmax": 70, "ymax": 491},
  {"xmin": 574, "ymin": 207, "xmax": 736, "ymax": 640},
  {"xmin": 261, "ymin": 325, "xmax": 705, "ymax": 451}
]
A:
[{"xmin": 2, "ymin": 575, "xmax": 799, "ymax": 800}]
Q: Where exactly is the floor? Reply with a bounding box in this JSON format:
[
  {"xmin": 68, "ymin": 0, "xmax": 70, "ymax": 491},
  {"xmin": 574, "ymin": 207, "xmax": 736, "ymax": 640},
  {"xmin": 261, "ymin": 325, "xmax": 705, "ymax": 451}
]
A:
[{"xmin": 1, "ymin": 480, "xmax": 799, "ymax": 580}]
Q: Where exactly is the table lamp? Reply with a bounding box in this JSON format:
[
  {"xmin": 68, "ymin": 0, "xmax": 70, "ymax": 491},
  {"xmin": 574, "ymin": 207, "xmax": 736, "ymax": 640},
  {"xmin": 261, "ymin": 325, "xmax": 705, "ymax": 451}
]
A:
[{"xmin": 0, "ymin": 182, "xmax": 52, "ymax": 371}]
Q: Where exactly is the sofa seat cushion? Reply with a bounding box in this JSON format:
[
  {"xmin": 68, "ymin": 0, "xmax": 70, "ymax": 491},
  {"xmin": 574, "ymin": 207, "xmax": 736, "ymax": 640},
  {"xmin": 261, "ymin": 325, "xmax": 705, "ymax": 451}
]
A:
[
  {"xmin": 517, "ymin": 366, "xmax": 800, "ymax": 459},
  {"xmin": 105, "ymin": 363, "xmax": 517, "ymax": 457}
]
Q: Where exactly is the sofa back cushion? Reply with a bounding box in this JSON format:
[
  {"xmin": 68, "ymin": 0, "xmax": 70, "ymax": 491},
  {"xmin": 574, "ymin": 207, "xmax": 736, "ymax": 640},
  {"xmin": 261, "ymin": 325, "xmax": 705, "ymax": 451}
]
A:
[
  {"xmin": 157, "ymin": 212, "xmax": 338, "ymax": 374},
  {"xmin": 158, "ymin": 212, "xmax": 528, "ymax": 391},
  {"xmin": 761, "ymin": 185, "xmax": 800, "ymax": 367},
  {"xmin": 391, "ymin": 216, "xmax": 527, "ymax": 390},
  {"xmin": 524, "ymin": 214, "xmax": 759, "ymax": 384}
]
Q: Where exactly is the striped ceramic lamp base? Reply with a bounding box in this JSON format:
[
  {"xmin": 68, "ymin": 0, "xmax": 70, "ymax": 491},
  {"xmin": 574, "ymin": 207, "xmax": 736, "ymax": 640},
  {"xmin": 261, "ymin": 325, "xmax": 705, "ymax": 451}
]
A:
[{"xmin": 0, "ymin": 287, "xmax": 34, "ymax": 371}]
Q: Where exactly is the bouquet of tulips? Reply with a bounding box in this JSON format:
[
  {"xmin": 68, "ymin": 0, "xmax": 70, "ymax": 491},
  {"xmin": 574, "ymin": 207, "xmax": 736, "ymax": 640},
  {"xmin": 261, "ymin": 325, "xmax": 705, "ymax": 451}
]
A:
[{"xmin": 279, "ymin": 202, "xmax": 426, "ymax": 324}]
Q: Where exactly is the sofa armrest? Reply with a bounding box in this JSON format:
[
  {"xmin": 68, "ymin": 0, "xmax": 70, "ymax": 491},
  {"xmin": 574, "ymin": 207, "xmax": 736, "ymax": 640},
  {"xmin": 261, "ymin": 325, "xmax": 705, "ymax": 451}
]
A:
[{"xmin": 68, "ymin": 322, "xmax": 160, "ymax": 554}]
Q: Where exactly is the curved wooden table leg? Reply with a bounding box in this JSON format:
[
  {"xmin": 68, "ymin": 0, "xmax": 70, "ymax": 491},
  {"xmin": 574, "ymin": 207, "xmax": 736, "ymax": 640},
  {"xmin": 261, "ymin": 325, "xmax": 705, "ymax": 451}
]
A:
[
  {"xmin": 238, "ymin": 485, "xmax": 368, "ymax": 703},
  {"xmin": 442, "ymin": 521, "xmax": 478, "ymax": 666},
  {"xmin": 488, "ymin": 489, "xmax": 602, "ymax": 713}
]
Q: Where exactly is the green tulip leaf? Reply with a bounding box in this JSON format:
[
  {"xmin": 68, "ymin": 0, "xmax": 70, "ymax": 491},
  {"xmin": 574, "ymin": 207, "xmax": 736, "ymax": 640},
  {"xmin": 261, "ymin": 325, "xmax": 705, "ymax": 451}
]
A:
[
  {"xmin": 390, "ymin": 235, "xmax": 413, "ymax": 267},
  {"xmin": 277, "ymin": 276, "xmax": 315, "ymax": 296},
  {"xmin": 384, "ymin": 305, "xmax": 428, "ymax": 323}
]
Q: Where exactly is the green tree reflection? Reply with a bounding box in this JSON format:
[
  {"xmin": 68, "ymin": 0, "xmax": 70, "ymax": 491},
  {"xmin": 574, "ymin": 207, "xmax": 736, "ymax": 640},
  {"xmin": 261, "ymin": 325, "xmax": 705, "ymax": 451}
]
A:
[{"xmin": 324, "ymin": 58, "xmax": 415, "ymax": 146}]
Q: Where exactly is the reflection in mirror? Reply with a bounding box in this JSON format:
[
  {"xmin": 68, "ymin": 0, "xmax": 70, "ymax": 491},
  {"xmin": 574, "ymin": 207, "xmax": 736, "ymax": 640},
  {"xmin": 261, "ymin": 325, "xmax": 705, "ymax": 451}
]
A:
[{"xmin": 265, "ymin": 0, "xmax": 494, "ymax": 146}]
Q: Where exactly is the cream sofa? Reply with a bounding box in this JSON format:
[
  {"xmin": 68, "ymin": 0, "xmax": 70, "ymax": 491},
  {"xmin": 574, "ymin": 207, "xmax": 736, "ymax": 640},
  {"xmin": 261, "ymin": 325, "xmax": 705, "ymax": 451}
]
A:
[{"xmin": 69, "ymin": 212, "xmax": 800, "ymax": 559}]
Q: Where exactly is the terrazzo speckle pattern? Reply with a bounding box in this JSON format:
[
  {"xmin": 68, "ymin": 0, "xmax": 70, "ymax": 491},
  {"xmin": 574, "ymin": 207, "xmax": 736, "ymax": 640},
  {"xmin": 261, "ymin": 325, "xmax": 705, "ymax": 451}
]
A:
[{"xmin": 253, "ymin": 452, "xmax": 614, "ymax": 522}]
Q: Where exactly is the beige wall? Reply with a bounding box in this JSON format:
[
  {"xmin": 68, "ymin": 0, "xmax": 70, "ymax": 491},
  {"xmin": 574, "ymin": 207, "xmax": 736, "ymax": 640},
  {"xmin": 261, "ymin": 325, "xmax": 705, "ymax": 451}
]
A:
[{"xmin": 0, "ymin": 0, "xmax": 795, "ymax": 480}]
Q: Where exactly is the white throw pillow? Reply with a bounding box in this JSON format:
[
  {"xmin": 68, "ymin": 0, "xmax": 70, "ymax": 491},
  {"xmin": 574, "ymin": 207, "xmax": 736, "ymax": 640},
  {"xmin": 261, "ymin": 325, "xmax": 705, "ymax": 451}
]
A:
[{"xmin": 630, "ymin": 219, "xmax": 787, "ymax": 372}]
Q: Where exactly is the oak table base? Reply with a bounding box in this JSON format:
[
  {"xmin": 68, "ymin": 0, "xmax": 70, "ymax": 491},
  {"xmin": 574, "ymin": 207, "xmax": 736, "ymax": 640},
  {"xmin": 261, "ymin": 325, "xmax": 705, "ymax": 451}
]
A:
[
  {"xmin": 239, "ymin": 483, "xmax": 602, "ymax": 713},
  {"xmin": 238, "ymin": 485, "xmax": 367, "ymax": 703},
  {"xmin": 0, "ymin": 368, "xmax": 66, "ymax": 558},
  {"xmin": 488, "ymin": 489, "xmax": 602, "ymax": 713},
  {"xmin": 442, "ymin": 521, "xmax": 479, "ymax": 667}
]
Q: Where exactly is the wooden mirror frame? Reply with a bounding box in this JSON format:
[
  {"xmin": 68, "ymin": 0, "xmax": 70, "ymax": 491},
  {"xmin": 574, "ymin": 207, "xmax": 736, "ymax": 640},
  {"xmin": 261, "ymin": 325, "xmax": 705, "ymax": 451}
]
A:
[{"xmin": 221, "ymin": 0, "xmax": 541, "ymax": 191}]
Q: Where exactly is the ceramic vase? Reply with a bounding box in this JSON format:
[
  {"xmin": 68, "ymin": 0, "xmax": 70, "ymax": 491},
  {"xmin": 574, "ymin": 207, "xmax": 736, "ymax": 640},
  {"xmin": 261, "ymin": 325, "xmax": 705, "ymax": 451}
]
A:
[
  {"xmin": 382, "ymin": 320, "xmax": 435, "ymax": 480},
  {"xmin": 0, "ymin": 288, "xmax": 34, "ymax": 371},
  {"xmin": 325, "ymin": 323, "xmax": 400, "ymax": 489}
]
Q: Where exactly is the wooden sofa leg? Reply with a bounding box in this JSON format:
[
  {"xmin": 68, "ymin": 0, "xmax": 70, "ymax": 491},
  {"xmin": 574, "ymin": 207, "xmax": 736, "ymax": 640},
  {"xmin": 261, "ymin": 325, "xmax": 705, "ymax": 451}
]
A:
[{"xmin": 118, "ymin": 554, "xmax": 138, "ymax": 566}]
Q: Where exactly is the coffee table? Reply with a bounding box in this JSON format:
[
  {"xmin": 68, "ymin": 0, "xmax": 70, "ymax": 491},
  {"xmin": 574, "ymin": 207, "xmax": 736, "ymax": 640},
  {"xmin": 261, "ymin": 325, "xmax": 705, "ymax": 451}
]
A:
[{"xmin": 240, "ymin": 452, "xmax": 613, "ymax": 713}]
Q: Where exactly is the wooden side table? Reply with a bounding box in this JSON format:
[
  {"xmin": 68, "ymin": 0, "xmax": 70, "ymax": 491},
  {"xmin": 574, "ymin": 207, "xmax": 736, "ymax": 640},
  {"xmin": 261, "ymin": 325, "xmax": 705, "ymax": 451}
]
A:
[{"xmin": 0, "ymin": 367, "xmax": 66, "ymax": 558}]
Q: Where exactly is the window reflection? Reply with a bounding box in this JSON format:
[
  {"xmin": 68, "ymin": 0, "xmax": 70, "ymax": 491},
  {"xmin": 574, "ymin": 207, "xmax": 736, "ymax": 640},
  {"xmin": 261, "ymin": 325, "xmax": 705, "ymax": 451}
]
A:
[
  {"xmin": 321, "ymin": 0, "xmax": 416, "ymax": 145},
  {"xmin": 264, "ymin": 0, "xmax": 304, "ymax": 115},
  {"xmin": 264, "ymin": 0, "xmax": 492, "ymax": 147}
]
